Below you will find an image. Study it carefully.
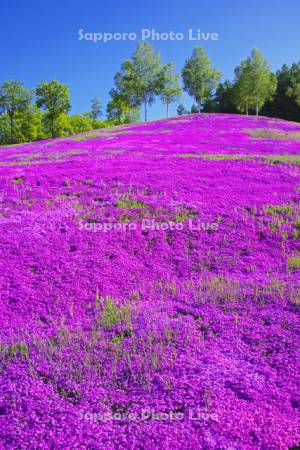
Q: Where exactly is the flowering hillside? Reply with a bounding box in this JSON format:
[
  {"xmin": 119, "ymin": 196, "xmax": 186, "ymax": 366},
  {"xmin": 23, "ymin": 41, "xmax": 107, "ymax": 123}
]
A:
[{"xmin": 0, "ymin": 114, "xmax": 299, "ymax": 449}]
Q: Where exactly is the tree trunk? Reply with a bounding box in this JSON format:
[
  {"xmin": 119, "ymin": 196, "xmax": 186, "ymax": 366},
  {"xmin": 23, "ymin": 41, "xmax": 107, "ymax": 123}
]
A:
[
  {"xmin": 246, "ymin": 103, "xmax": 249, "ymax": 115},
  {"xmin": 51, "ymin": 117, "xmax": 55, "ymax": 138},
  {"xmin": 198, "ymin": 100, "xmax": 202, "ymax": 113},
  {"xmin": 10, "ymin": 114, "xmax": 14, "ymax": 144},
  {"xmin": 256, "ymin": 96, "xmax": 259, "ymax": 116},
  {"xmin": 166, "ymin": 103, "xmax": 169, "ymax": 118},
  {"xmin": 144, "ymin": 100, "xmax": 148, "ymax": 122}
]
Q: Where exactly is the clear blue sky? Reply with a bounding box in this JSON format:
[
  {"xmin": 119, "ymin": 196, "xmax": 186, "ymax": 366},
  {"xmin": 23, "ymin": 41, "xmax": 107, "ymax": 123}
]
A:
[{"xmin": 1, "ymin": 0, "xmax": 300, "ymax": 120}]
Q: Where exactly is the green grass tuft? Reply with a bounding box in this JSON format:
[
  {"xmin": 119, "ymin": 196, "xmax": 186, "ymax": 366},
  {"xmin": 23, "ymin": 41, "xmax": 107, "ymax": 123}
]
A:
[
  {"xmin": 116, "ymin": 197, "xmax": 147, "ymax": 209},
  {"xmin": 288, "ymin": 257, "xmax": 300, "ymax": 271},
  {"xmin": 13, "ymin": 177, "xmax": 25, "ymax": 184},
  {"xmin": 100, "ymin": 296, "xmax": 131, "ymax": 330},
  {"xmin": 247, "ymin": 128, "xmax": 300, "ymax": 141},
  {"xmin": 265, "ymin": 204, "xmax": 293, "ymax": 216}
]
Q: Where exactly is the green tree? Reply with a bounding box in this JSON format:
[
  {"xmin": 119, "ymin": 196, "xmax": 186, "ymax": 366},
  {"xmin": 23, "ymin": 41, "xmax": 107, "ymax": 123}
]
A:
[
  {"xmin": 0, "ymin": 107, "xmax": 44, "ymax": 145},
  {"xmin": 17, "ymin": 106, "xmax": 44, "ymax": 142},
  {"xmin": 233, "ymin": 49, "xmax": 277, "ymax": 115},
  {"xmin": 113, "ymin": 42, "xmax": 166, "ymax": 121},
  {"xmin": 177, "ymin": 104, "xmax": 188, "ymax": 116},
  {"xmin": 211, "ymin": 80, "xmax": 237, "ymax": 113},
  {"xmin": 233, "ymin": 59, "xmax": 254, "ymax": 115},
  {"xmin": 41, "ymin": 112, "xmax": 73, "ymax": 137},
  {"xmin": 248, "ymin": 48, "xmax": 277, "ymax": 115},
  {"xmin": 0, "ymin": 115, "xmax": 11, "ymax": 145},
  {"xmin": 0, "ymin": 80, "xmax": 32, "ymax": 143},
  {"xmin": 70, "ymin": 114, "xmax": 93, "ymax": 134},
  {"xmin": 286, "ymin": 63, "xmax": 300, "ymax": 107},
  {"xmin": 182, "ymin": 47, "xmax": 221, "ymax": 113},
  {"xmin": 160, "ymin": 63, "xmax": 182, "ymax": 118},
  {"xmin": 90, "ymin": 96, "xmax": 102, "ymax": 120},
  {"xmin": 106, "ymin": 88, "xmax": 140, "ymax": 124},
  {"xmin": 262, "ymin": 63, "xmax": 300, "ymax": 121},
  {"xmin": 190, "ymin": 104, "xmax": 199, "ymax": 114},
  {"xmin": 36, "ymin": 80, "xmax": 71, "ymax": 137}
]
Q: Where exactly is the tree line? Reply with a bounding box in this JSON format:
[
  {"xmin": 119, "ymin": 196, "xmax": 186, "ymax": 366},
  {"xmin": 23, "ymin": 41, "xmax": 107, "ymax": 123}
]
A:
[
  {"xmin": 107, "ymin": 44, "xmax": 300, "ymax": 123},
  {"xmin": 0, "ymin": 80, "xmax": 105, "ymax": 145},
  {"xmin": 1, "ymin": 43, "xmax": 300, "ymax": 145}
]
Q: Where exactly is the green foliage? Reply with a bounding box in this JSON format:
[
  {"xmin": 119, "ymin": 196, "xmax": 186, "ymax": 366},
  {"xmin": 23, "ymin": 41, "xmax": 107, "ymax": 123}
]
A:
[
  {"xmin": 0, "ymin": 341, "xmax": 29, "ymax": 361},
  {"xmin": 262, "ymin": 63, "xmax": 300, "ymax": 121},
  {"xmin": 0, "ymin": 107, "xmax": 44, "ymax": 145},
  {"xmin": 0, "ymin": 115, "xmax": 10, "ymax": 144},
  {"xmin": 216, "ymin": 80, "xmax": 237, "ymax": 113},
  {"xmin": 71, "ymin": 131, "xmax": 102, "ymax": 141},
  {"xmin": 0, "ymin": 80, "xmax": 32, "ymax": 143},
  {"xmin": 69, "ymin": 114, "xmax": 94, "ymax": 134},
  {"xmin": 95, "ymin": 288, "xmax": 101, "ymax": 310},
  {"xmin": 100, "ymin": 297, "xmax": 131, "ymax": 330},
  {"xmin": 177, "ymin": 153, "xmax": 300, "ymax": 165},
  {"xmin": 111, "ymin": 42, "xmax": 166, "ymax": 121},
  {"xmin": 92, "ymin": 118, "xmax": 110, "ymax": 129},
  {"xmin": 190, "ymin": 104, "xmax": 199, "ymax": 114},
  {"xmin": 90, "ymin": 96, "xmax": 102, "ymax": 120},
  {"xmin": 249, "ymin": 49, "xmax": 277, "ymax": 115},
  {"xmin": 40, "ymin": 112, "xmax": 72, "ymax": 138},
  {"xmin": 182, "ymin": 47, "xmax": 221, "ymax": 112},
  {"xmin": 19, "ymin": 106, "xmax": 44, "ymax": 142},
  {"xmin": 233, "ymin": 49, "xmax": 277, "ymax": 115},
  {"xmin": 264, "ymin": 155, "xmax": 300, "ymax": 164},
  {"xmin": 204, "ymin": 80, "xmax": 237, "ymax": 113},
  {"xmin": 106, "ymin": 89, "xmax": 140, "ymax": 124},
  {"xmin": 177, "ymin": 104, "xmax": 188, "ymax": 116},
  {"xmin": 13, "ymin": 177, "xmax": 25, "ymax": 184},
  {"xmin": 0, "ymin": 79, "xmax": 118, "ymax": 145},
  {"xmin": 36, "ymin": 80, "xmax": 71, "ymax": 137},
  {"xmin": 233, "ymin": 59, "xmax": 255, "ymax": 114},
  {"xmin": 288, "ymin": 257, "xmax": 300, "ymax": 271},
  {"xmin": 265, "ymin": 204, "xmax": 293, "ymax": 216},
  {"xmin": 116, "ymin": 197, "xmax": 147, "ymax": 209},
  {"xmin": 160, "ymin": 63, "xmax": 182, "ymax": 117},
  {"xmin": 248, "ymin": 129, "xmax": 300, "ymax": 141},
  {"xmin": 286, "ymin": 64, "xmax": 300, "ymax": 107}
]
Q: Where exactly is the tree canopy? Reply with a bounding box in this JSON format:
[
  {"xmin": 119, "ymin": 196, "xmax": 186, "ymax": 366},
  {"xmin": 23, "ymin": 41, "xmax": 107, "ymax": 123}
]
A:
[
  {"xmin": 182, "ymin": 47, "xmax": 221, "ymax": 112},
  {"xmin": 233, "ymin": 49, "xmax": 277, "ymax": 115},
  {"xmin": 36, "ymin": 80, "xmax": 71, "ymax": 137},
  {"xmin": 0, "ymin": 80, "xmax": 32, "ymax": 143}
]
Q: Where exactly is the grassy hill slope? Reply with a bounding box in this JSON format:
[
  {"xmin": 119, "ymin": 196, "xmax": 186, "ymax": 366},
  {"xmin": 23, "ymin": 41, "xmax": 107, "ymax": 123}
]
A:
[{"xmin": 0, "ymin": 114, "xmax": 299, "ymax": 449}]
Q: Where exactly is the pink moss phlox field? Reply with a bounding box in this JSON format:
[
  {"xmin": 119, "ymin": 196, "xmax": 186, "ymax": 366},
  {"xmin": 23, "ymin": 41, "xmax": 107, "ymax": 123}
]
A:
[{"xmin": 0, "ymin": 114, "xmax": 299, "ymax": 449}]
